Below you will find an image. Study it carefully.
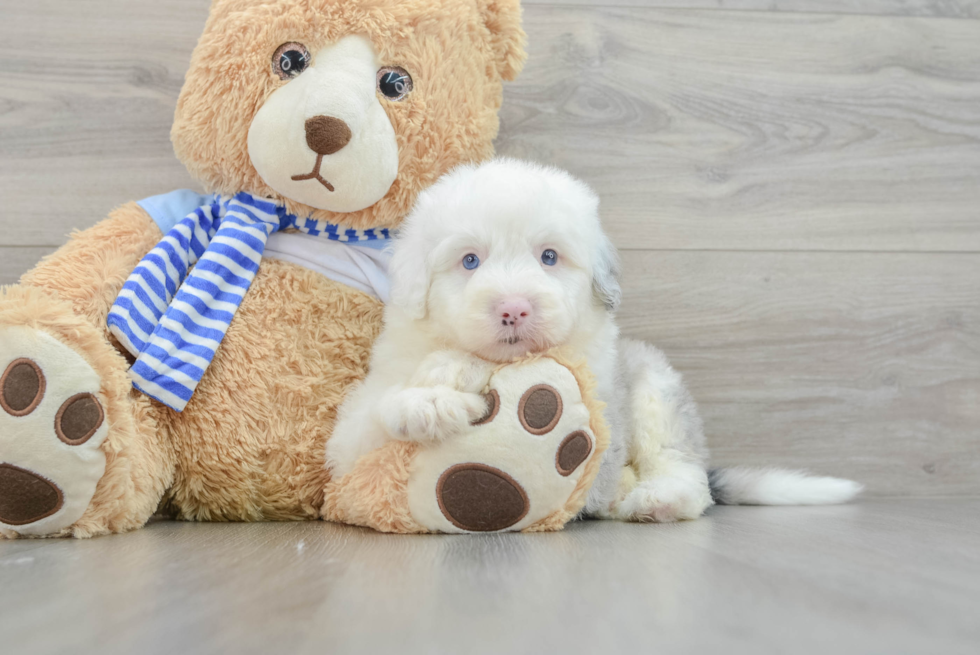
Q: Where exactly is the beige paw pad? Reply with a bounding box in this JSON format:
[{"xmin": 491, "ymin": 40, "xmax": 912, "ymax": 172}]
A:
[
  {"xmin": 0, "ymin": 327, "xmax": 109, "ymax": 535},
  {"xmin": 408, "ymin": 357, "xmax": 597, "ymax": 533}
]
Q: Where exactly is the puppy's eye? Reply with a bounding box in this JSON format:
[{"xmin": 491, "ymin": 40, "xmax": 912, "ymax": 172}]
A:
[
  {"xmin": 541, "ymin": 249, "xmax": 558, "ymax": 266},
  {"xmin": 377, "ymin": 66, "xmax": 413, "ymax": 100},
  {"xmin": 462, "ymin": 254, "xmax": 480, "ymax": 270},
  {"xmin": 273, "ymin": 43, "xmax": 311, "ymax": 80}
]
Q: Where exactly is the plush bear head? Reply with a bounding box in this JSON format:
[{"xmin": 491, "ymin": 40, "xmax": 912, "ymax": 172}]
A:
[{"xmin": 171, "ymin": 0, "xmax": 525, "ymax": 230}]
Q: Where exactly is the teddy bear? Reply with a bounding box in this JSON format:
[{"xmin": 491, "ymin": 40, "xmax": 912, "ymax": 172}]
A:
[{"xmin": 0, "ymin": 0, "xmax": 614, "ymax": 538}]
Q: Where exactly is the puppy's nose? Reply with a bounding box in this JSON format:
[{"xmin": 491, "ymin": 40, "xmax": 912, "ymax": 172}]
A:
[
  {"xmin": 304, "ymin": 116, "xmax": 352, "ymax": 155},
  {"xmin": 497, "ymin": 298, "xmax": 532, "ymax": 328}
]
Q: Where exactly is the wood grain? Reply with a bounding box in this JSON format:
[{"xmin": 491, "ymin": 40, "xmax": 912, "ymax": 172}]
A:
[
  {"xmin": 524, "ymin": 0, "xmax": 980, "ymax": 20},
  {"xmin": 0, "ymin": 247, "xmax": 57, "ymax": 285},
  {"xmin": 1, "ymin": 501, "xmax": 979, "ymax": 655},
  {"xmin": 1, "ymin": 4, "xmax": 978, "ymax": 250},
  {"xmin": 617, "ymin": 250, "xmax": 980, "ymax": 496},
  {"xmin": 0, "ymin": 0, "xmax": 206, "ymax": 247},
  {"xmin": 498, "ymin": 7, "xmax": 980, "ymax": 251}
]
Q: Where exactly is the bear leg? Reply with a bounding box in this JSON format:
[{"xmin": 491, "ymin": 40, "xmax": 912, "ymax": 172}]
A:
[{"xmin": 1, "ymin": 213, "xmax": 176, "ymax": 537}]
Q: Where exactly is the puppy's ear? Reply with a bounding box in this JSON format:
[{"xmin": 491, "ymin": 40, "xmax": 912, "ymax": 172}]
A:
[
  {"xmin": 477, "ymin": 0, "xmax": 528, "ymax": 81},
  {"xmin": 592, "ymin": 230, "xmax": 622, "ymax": 312},
  {"xmin": 388, "ymin": 218, "xmax": 432, "ymax": 320}
]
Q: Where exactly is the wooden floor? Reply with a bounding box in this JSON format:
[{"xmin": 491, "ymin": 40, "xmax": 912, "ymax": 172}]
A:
[{"xmin": 0, "ymin": 499, "xmax": 977, "ymax": 655}]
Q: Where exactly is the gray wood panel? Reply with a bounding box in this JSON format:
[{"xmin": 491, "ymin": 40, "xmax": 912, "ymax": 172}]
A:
[
  {"xmin": 617, "ymin": 250, "xmax": 980, "ymax": 496},
  {"xmin": 525, "ymin": 0, "xmax": 980, "ymax": 19},
  {"xmin": 0, "ymin": 247, "xmax": 57, "ymax": 285},
  {"xmin": 1, "ymin": 4, "xmax": 979, "ymax": 251},
  {"xmin": 0, "ymin": 0, "xmax": 206, "ymax": 247},
  {"xmin": 498, "ymin": 7, "xmax": 980, "ymax": 251},
  {"xmin": 2, "ymin": 500, "xmax": 979, "ymax": 655}
]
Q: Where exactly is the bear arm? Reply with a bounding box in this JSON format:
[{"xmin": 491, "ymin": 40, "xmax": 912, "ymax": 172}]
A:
[{"xmin": 19, "ymin": 202, "xmax": 164, "ymax": 331}]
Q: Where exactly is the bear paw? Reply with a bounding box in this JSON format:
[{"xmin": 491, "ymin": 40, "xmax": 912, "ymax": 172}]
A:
[
  {"xmin": 406, "ymin": 358, "xmax": 598, "ymax": 533},
  {"xmin": 0, "ymin": 326, "xmax": 109, "ymax": 536}
]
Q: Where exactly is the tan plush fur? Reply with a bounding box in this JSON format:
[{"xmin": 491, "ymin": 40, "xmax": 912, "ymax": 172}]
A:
[
  {"xmin": 322, "ymin": 441, "xmax": 426, "ymax": 533},
  {"xmin": 0, "ymin": 0, "xmax": 527, "ymax": 537},
  {"xmin": 159, "ymin": 261, "xmax": 383, "ymax": 521},
  {"xmin": 19, "ymin": 203, "xmax": 167, "ymax": 329},
  {"xmin": 172, "ymin": 0, "xmax": 526, "ymax": 230}
]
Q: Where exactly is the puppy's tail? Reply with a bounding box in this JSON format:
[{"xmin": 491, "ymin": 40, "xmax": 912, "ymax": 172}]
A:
[{"xmin": 708, "ymin": 467, "xmax": 863, "ymax": 506}]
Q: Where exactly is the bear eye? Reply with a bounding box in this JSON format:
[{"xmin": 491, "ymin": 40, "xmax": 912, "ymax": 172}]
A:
[
  {"xmin": 377, "ymin": 66, "xmax": 413, "ymax": 100},
  {"xmin": 273, "ymin": 43, "xmax": 311, "ymax": 80},
  {"xmin": 541, "ymin": 249, "xmax": 558, "ymax": 266},
  {"xmin": 462, "ymin": 254, "xmax": 480, "ymax": 270}
]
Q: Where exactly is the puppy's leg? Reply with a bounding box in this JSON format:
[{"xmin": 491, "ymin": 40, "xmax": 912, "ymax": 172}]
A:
[
  {"xmin": 326, "ymin": 379, "xmax": 392, "ymax": 478},
  {"xmin": 328, "ymin": 382, "xmax": 486, "ymax": 477},
  {"xmin": 614, "ymin": 338, "xmax": 713, "ymax": 522},
  {"xmin": 327, "ymin": 351, "xmax": 493, "ymax": 477},
  {"xmin": 409, "ymin": 350, "xmax": 495, "ymax": 393},
  {"xmin": 582, "ymin": 386, "xmax": 631, "ymax": 517},
  {"xmin": 380, "ymin": 385, "xmax": 488, "ymax": 443},
  {"xmin": 377, "ymin": 349, "xmax": 496, "ymax": 442}
]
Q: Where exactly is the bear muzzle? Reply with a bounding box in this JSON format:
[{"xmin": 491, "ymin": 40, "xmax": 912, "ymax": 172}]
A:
[{"xmin": 246, "ymin": 34, "xmax": 399, "ymax": 213}]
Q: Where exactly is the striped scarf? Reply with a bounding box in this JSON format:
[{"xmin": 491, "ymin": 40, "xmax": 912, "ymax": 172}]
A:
[{"xmin": 108, "ymin": 192, "xmax": 391, "ymax": 412}]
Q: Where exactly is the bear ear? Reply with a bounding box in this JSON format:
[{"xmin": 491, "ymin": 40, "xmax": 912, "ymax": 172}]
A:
[{"xmin": 477, "ymin": 0, "xmax": 528, "ymax": 81}]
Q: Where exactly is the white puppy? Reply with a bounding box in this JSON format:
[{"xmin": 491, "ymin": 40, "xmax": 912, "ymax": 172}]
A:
[{"xmin": 326, "ymin": 159, "xmax": 862, "ymax": 521}]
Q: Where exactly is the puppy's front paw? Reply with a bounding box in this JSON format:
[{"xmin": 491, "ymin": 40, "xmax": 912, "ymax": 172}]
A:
[
  {"xmin": 382, "ymin": 387, "xmax": 487, "ymax": 442},
  {"xmin": 616, "ymin": 473, "xmax": 712, "ymax": 523},
  {"xmin": 409, "ymin": 351, "xmax": 492, "ymax": 393}
]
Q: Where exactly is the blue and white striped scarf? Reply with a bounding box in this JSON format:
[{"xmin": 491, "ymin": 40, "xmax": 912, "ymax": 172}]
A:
[{"xmin": 108, "ymin": 192, "xmax": 391, "ymax": 412}]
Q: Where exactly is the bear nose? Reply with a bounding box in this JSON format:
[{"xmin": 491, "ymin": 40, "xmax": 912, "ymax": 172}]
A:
[
  {"xmin": 497, "ymin": 298, "xmax": 532, "ymax": 328},
  {"xmin": 304, "ymin": 115, "xmax": 352, "ymax": 155}
]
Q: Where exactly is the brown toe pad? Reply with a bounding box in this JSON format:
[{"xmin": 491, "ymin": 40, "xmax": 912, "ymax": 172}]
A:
[
  {"xmin": 55, "ymin": 393, "xmax": 104, "ymax": 445},
  {"xmin": 471, "ymin": 389, "xmax": 500, "ymax": 426},
  {"xmin": 556, "ymin": 431, "xmax": 593, "ymax": 477},
  {"xmin": 1, "ymin": 358, "xmax": 46, "ymax": 417},
  {"xmin": 437, "ymin": 463, "xmax": 529, "ymax": 532},
  {"xmin": 518, "ymin": 384, "xmax": 562, "ymax": 435}
]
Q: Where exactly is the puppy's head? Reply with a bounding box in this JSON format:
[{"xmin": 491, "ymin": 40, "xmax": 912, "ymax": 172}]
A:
[{"xmin": 390, "ymin": 159, "xmax": 621, "ymax": 361}]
